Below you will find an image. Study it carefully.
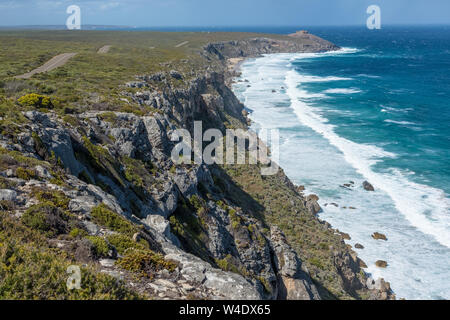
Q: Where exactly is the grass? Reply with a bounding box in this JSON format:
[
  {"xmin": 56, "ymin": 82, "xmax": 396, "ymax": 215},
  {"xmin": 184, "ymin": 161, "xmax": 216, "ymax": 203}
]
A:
[
  {"xmin": 90, "ymin": 204, "xmax": 137, "ymax": 236},
  {"xmin": 107, "ymin": 233, "xmax": 149, "ymax": 255},
  {"xmin": 85, "ymin": 236, "xmax": 110, "ymax": 258},
  {"xmin": 116, "ymin": 249, "xmax": 177, "ymax": 280},
  {"xmin": 21, "ymin": 202, "xmax": 70, "ymax": 237}
]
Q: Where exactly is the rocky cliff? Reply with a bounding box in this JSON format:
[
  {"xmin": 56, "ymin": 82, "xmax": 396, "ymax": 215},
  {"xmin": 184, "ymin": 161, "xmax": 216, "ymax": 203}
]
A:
[{"xmin": 0, "ymin": 34, "xmax": 394, "ymax": 300}]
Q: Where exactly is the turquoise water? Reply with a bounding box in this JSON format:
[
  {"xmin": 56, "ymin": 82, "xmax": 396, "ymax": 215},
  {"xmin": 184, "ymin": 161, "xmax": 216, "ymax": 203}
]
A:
[{"xmin": 232, "ymin": 26, "xmax": 450, "ymax": 300}]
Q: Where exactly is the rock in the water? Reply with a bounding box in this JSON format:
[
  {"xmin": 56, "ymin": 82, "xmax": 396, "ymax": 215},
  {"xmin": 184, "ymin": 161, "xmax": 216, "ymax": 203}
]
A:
[
  {"xmin": 376, "ymin": 260, "xmax": 388, "ymax": 268},
  {"xmin": 355, "ymin": 243, "xmax": 364, "ymax": 249},
  {"xmin": 330, "ymin": 203, "xmax": 339, "ymax": 207},
  {"xmin": 372, "ymin": 232, "xmax": 387, "ymax": 241},
  {"xmin": 363, "ymin": 181, "xmax": 375, "ymax": 191},
  {"xmin": 339, "ymin": 232, "xmax": 351, "ymax": 240},
  {"xmin": 306, "ymin": 194, "xmax": 319, "ymax": 202}
]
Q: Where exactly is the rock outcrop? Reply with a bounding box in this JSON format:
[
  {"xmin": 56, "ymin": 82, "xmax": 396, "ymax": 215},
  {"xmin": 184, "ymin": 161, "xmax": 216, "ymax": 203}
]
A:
[
  {"xmin": 270, "ymin": 227, "xmax": 320, "ymax": 300},
  {"xmin": 363, "ymin": 181, "xmax": 375, "ymax": 191}
]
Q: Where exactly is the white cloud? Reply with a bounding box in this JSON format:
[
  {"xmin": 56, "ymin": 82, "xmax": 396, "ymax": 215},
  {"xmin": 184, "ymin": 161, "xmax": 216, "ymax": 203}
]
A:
[{"xmin": 100, "ymin": 1, "xmax": 120, "ymax": 10}]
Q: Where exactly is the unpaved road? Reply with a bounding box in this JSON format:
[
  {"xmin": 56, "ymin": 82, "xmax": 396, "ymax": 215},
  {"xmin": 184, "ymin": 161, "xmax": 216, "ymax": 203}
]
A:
[
  {"xmin": 97, "ymin": 45, "xmax": 111, "ymax": 53},
  {"xmin": 175, "ymin": 41, "xmax": 189, "ymax": 48},
  {"xmin": 15, "ymin": 53, "xmax": 77, "ymax": 79}
]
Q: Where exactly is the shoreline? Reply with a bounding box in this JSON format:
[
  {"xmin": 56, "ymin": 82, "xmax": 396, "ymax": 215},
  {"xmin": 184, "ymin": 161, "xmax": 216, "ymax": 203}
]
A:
[{"xmin": 226, "ymin": 52, "xmax": 396, "ymax": 299}]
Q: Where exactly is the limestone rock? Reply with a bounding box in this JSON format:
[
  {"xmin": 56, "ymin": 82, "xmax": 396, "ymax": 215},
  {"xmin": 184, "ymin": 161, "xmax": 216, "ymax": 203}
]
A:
[
  {"xmin": 270, "ymin": 226, "xmax": 320, "ymax": 300},
  {"xmin": 24, "ymin": 111, "xmax": 86, "ymax": 177},
  {"xmin": 0, "ymin": 189, "xmax": 17, "ymax": 202},
  {"xmin": 305, "ymin": 194, "xmax": 321, "ymax": 215}
]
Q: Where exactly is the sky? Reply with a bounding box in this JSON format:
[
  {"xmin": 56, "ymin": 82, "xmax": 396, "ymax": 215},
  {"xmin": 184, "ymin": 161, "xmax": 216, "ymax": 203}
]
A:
[{"xmin": 0, "ymin": 0, "xmax": 449, "ymax": 27}]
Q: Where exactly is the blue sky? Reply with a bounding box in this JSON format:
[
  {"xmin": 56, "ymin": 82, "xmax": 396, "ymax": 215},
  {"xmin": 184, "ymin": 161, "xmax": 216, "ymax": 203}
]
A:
[{"xmin": 0, "ymin": 0, "xmax": 449, "ymax": 27}]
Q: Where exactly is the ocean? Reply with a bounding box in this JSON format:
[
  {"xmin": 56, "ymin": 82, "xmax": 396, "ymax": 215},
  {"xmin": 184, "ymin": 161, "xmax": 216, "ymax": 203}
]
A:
[{"xmin": 231, "ymin": 26, "xmax": 450, "ymax": 300}]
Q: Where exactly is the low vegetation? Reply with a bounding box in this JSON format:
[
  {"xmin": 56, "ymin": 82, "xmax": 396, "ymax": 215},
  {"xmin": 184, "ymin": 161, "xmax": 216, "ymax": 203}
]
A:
[{"xmin": 90, "ymin": 204, "xmax": 137, "ymax": 236}]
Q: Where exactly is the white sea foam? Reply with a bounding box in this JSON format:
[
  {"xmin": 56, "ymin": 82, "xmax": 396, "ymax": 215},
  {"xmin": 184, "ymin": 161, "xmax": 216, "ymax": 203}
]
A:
[
  {"xmin": 323, "ymin": 88, "xmax": 362, "ymax": 94},
  {"xmin": 356, "ymin": 73, "xmax": 381, "ymax": 79},
  {"xmin": 285, "ymin": 69, "xmax": 450, "ymax": 248},
  {"xmin": 384, "ymin": 119, "xmax": 418, "ymax": 125},
  {"xmin": 296, "ymin": 75, "xmax": 353, "ymax": 82}
]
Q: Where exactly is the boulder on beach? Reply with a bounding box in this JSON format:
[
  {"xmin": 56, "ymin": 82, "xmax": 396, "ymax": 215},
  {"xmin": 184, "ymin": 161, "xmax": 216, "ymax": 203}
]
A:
[
  {"xmin": 363, "ymin": 181, "xmax": 375, "ymax": 191},
  {"xmin": 372, "ymin": 232, "xmax": 387, "ymax": 241},
  {"xmin": 376, "ymin": 260, "xmax": 388, "ymax": 268}
]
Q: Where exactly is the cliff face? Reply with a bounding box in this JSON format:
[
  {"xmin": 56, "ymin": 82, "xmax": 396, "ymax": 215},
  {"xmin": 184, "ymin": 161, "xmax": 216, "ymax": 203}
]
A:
[{"xmin": 0, "ymin": 34, "xmax": 393, "ymax": 300}]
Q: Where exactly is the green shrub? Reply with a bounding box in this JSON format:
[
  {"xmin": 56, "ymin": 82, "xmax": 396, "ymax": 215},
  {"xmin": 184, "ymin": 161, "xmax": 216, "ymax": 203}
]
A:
[
  {"xmin": 116, "ymin": 249, "xmax": 176, "ymax": 279},
  {"xmin": 85, "ymin": 236, "xmax": 109, "ymax": 258},
  {"xmin": 62, "ymin": 115, "xmax": 79, "ymax": 127},
  {"xmin": 35, "ymin": 189, "xmax": 70, "ymax": 210},
  {"xmin": 308, "ymin": 257, "xmax": 324, "ymax": 270},
  {"xmin": 98, "ymin": 112, "xmax": 118, "ymax": 123},
  {"xmin": 0, "ymin": 240, "xmax": 139, "ymax": 300},
  {"xmin": 106, "ymin": 233, "xmax": 148, "ymax": 255},
  {"xmin": 0, "ymin": 176, "xmax": 16, "ymax": 189},
  {"xmin": 215, "ymin": 254, "xmax": 240, "ymax": 274},
  {"xmin": 21, "ymin": 202, "xmax": 69, "ymax": 237},
  {"xmin": 0, "ymin": 200, "xmax": 15, "ymax": 212},
  {"xmin": 17, "ymin": 93, "xmax": 53, "ymax": 109},
  {"xmin": 69, "ymin": 228, "xmax": 88, "ymax": 238},
  {"xmin": 81, "ymin": 137, "xmax": 125, "ymax": 187},
  {"xmin": 15, "ymin": 167, "xmax": 37, "ymax": 180},
  {"xmin": 90, "ymin": 204, "xmax": 136, "ymax": 236},
  {"xmin": 189, "ymin": 195, "xmax": 204, "ymax": 212}
]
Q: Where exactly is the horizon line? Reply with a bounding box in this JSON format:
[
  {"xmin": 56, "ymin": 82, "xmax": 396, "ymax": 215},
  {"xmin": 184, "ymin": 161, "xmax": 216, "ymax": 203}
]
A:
[{"xmin": 1, "ymin": 23, "xmax": 450, "ymax": 29}]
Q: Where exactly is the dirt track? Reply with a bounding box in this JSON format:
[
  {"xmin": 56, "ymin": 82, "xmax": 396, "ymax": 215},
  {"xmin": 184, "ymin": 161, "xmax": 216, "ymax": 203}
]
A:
[
  {"xmin": 97, "ymin": 45, "xmax": 111, "ymax": 53},
  {"xmin": 15, "ymin": 53, "xmax": 77, "ymax": 79},
  {"xmin": 175, "ymin": 41, "xmax": 189, "ymax": 48}
]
